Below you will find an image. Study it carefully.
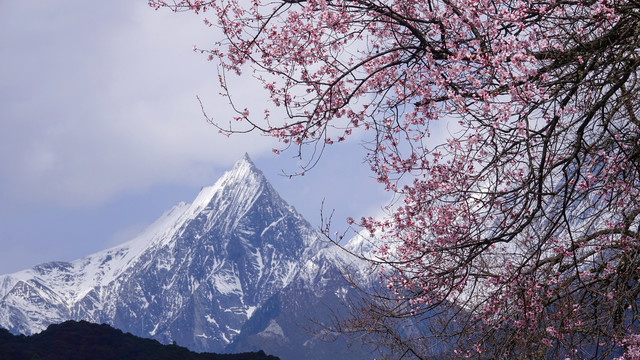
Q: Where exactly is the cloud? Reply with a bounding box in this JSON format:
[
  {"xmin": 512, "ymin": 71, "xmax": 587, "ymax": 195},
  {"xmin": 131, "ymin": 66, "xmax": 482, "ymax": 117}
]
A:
[
  {"xmin": 0, "ymin": 1, "xmax": 277, "ymax": 207},
  {"xmin": 0, "ymin": 0, "xmax": 397, "ymax": 275}
]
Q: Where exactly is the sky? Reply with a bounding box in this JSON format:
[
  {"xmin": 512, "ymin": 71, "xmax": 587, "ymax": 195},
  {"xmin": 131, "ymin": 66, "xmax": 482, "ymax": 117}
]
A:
[{"xmin": 0, "ymin": 1, "xmax": 390, "ymax": 274}]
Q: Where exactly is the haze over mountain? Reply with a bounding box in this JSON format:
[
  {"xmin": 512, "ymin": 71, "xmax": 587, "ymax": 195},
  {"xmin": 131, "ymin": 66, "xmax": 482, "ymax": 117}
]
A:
[{"xmin": 0, "ymin": 154, "xmax": 373, "ymax": 359}]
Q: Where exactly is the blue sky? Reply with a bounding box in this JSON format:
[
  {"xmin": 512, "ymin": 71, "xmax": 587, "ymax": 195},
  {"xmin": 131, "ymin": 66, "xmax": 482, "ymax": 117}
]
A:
[{"xmin": 0, "ymin": 1, "xmax": 389, "ymax": 274}]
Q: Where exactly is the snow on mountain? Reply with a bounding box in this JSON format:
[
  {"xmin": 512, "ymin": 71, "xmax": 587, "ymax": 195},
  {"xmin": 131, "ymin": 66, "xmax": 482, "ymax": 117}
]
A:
[
  {"xmin": 225, "ymin": 232, "xmax": 377, "ymax": 360},
  {"xmin": 1, "ymin": 154, "xmax": 365, "ymax": 355}
]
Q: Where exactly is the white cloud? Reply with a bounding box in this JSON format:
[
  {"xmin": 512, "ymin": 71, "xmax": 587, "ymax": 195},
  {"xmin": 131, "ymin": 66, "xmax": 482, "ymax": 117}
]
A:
[{"xmin": 0, "ymin": 1, "xmax": 277, "ymax": 207}]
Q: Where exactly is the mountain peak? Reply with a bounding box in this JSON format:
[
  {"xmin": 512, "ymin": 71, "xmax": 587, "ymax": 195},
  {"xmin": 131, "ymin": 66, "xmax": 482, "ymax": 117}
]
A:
[
  {"xmin": 220, "ymin": 154, "xmax": 266, "ymax": 190},
  {"xmin": 228, "ymin": 153, "xmax": 259, "ymax": 178},
  {"xmin": 186, "ymin": 155, "xmax": 267, "ymax": 221}
]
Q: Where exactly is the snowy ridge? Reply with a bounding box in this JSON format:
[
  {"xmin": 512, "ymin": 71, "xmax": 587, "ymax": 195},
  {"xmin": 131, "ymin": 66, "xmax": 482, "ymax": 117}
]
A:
[
  {"xmin": 0, "ymin": 198, "xmax": 201, "ymax": 334},
  {"xmin": 3, "ymin": 201, "xmax": 191, "ymax": 305}
]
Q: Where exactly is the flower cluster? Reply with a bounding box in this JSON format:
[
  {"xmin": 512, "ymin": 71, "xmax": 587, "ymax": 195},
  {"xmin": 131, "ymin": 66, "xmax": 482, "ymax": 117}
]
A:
[{"xmin": 151, "ymin": 0, "xmax": 640, "ymax": 357}]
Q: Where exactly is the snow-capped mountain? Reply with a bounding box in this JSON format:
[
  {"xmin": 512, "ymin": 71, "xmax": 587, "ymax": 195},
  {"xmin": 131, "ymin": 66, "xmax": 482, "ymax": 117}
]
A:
[{"xmin": 0, "ymin": 154, "xmax": 372, "ymax": 359}]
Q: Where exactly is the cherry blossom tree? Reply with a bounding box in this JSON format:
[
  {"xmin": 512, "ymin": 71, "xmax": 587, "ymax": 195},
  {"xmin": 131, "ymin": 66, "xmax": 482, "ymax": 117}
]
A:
[{"xmin": 150, "ymin": 0, "xmax": 640, "ymax": 358}]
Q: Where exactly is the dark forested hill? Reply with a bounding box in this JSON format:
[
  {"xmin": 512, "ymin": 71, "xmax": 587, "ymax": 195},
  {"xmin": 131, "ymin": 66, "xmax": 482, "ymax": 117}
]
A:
[{"xmin": 0, "ymin": 320, "xmax": 279, "ymax": 360}]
